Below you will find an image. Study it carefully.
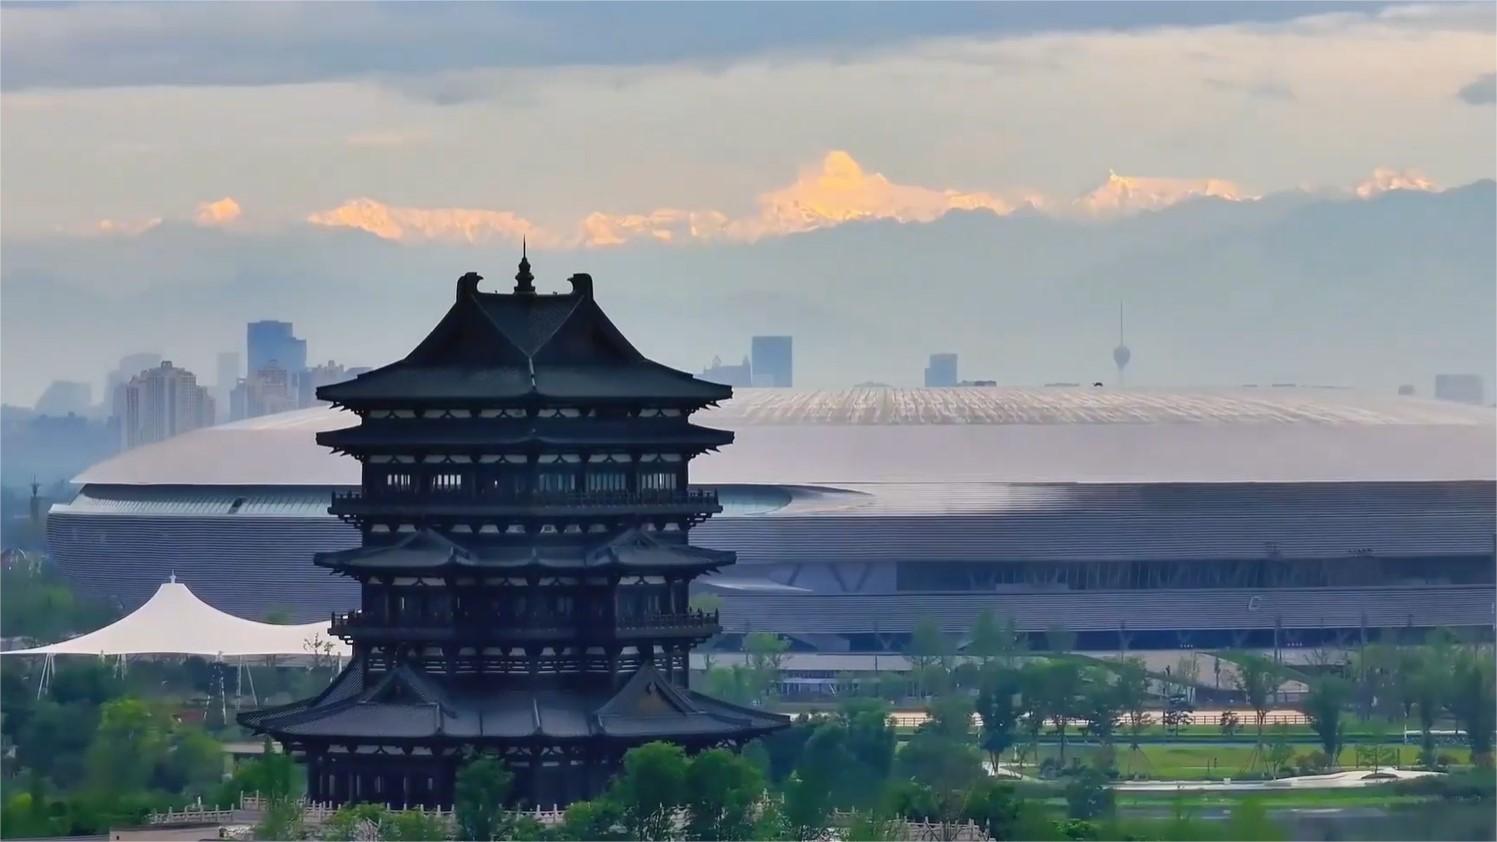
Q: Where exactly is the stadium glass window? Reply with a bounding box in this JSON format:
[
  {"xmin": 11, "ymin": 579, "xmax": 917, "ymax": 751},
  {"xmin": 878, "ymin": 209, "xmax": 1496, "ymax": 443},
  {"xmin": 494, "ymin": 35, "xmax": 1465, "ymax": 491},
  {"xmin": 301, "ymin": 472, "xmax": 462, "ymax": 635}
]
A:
[{"xmin": 639, "ymin": 471, "xmax": 677, "ymax": 491}]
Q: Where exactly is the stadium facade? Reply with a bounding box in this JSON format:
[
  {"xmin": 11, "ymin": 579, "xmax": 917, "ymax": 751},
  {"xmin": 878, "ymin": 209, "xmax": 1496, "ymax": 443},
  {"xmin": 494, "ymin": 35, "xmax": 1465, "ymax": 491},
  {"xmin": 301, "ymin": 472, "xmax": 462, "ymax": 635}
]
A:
[{"xmin": 49, "ymin": 387, "xmax": 1497, "ymax": 652}]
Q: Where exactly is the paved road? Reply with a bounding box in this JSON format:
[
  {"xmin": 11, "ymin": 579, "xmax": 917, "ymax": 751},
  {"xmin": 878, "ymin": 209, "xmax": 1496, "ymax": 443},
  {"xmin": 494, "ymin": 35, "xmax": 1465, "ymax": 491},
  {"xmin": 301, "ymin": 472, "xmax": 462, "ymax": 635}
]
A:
[{"xmin": 1114, "ymin": 769, "xmax": 1439, "ymax": 792}]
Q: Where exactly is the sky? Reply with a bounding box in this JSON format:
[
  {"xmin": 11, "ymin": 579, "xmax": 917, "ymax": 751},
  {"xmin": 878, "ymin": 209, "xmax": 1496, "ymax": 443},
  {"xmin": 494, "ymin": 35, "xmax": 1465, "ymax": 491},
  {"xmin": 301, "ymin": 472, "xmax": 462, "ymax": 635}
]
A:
[{"xmin": 1, "ymin": 2, "xmax": 1494, "ymax": 405}]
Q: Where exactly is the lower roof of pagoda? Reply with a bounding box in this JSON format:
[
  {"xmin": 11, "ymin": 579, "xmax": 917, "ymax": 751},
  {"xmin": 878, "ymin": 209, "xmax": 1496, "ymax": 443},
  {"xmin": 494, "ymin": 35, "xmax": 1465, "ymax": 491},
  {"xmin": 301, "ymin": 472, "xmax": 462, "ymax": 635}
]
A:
[
  {"xmin": 239, "ymin": 659, "xmax": 786, "ymax": 743},
  {"xmin": 316, "ymin": 418, "xmax": 732, "ymax": 454},
  {"xmin": 314, "ymin": 527, "xmax": 733, "ymax": 575}
]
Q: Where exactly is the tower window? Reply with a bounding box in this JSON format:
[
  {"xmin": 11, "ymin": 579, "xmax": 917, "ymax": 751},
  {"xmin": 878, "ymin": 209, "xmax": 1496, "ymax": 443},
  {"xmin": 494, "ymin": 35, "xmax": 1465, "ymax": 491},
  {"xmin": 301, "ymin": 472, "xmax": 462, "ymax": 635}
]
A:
[
  {"xmin": 639, "ymin": 471, "xmax": 677, "ymax": 491},
  {"xmin": 537, "ymin": 471, "xmax": 576, "ymax": 493},
  {"xmin": 384, "ymin": 472, "xmax": 413, "ymax": 493},
  {"xmin": 587, "ymin": 470, "xmax": 629, "ymax": 493},
  {"xmin": 432, "ymin": 472, "xmax": 464, "ymax": 494}
]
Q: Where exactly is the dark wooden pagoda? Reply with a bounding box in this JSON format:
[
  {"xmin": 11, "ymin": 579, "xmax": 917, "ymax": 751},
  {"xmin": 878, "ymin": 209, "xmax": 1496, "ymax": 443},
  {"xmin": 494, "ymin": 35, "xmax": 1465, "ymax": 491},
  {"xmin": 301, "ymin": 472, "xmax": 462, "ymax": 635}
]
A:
[{"xmin": 239, "ymin": 254, "xmax": 784, "ymax": 808}]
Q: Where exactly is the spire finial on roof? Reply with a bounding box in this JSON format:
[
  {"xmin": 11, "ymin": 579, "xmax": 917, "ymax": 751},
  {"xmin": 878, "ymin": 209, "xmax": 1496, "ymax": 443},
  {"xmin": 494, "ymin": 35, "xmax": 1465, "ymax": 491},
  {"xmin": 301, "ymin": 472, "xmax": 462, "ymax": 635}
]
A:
[
  {"xmin": 515, "ymin": 243, "xmax": 536, "ymax": 295},
  {"xmin": 169, "ymin": 570, "xmax": 177, "ymax": 584}
]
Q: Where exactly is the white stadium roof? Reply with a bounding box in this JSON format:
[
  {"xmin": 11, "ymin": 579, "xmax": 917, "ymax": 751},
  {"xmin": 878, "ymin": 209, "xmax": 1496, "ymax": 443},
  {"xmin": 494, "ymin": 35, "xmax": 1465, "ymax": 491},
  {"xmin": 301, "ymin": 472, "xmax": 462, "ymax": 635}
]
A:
[{"xmin": 73, "ymin": 387, "xmax": 1496, "ymax": 487}]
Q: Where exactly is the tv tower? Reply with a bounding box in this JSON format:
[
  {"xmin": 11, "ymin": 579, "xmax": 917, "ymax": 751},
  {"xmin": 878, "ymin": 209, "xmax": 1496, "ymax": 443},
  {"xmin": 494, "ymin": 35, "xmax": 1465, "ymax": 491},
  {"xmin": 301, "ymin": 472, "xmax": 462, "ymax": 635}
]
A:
[{"xmin": 1112, "ymin": 301, "xmax": 1132, "ymax": 387}]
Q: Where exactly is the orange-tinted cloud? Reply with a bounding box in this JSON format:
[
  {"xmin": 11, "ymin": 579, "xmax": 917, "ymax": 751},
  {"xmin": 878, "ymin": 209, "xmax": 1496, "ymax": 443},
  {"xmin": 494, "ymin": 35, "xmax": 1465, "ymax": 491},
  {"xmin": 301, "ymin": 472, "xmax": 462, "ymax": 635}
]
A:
[
  {"xmin": 302, "ymin": 153, "xmax": 1446, "ymax": 248},
  {"xmin": 306, "ymin": 197, "xmax": 557, "ymax": 246},
  {"xmin": 193, "ymin": 196, "xmax": 242, "ymax": 227},
  {"xmin": 747, "ymin": 150, "xmax": 1022, "ymax": 236},
  {"xmin": 1353, "ymin": 167, "xmax": 1437, "ymax": 198},
  {"xmin": 1073, "ymin": 170, "xmax": 1250, "ymax": 216},
  {"xmin": 88, "ymin": 217, "xmax": 163, "ymax": 236}
]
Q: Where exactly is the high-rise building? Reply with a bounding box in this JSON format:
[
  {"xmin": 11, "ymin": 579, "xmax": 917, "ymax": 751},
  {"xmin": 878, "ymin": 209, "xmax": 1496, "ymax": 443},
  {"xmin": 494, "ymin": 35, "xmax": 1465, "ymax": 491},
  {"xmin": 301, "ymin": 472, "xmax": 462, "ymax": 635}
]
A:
[
  {"xmin": 701, "ymin": 355, "xmax": 753, "ymax": 387},
  {"xmin": 107, "ymin": 352, "xmax": 164, "ymax": 433},
  {"xmin": 217, "ymin": 352, "xmax": 241, "ymax": 390},
  {"xmin": 34, "ymin": 381, "xmax": 92, "ymax": 416},
  {"xmin": 1434, "ymin": 374, "xmax": 1485, "ymax": 405},
  {"xmin": 750, "ymin": 335, "xmax": 793, "ymax": 388},
  {"xmin": 247, "ymin": 321, "xmax": 307, "ymax": 378},
  {"xmin": 215, "ymin": 352, "xmax": 241, "ymax": 422},
  {"xmin": 234, "ymin": 363, "xmax": 298, "ymax": 419},
  {"xmin": 121, "ymin": 362, "xmax": 215, "ymax": 449},
  {"xmin": 924, "ymin": 353, "xmax": 959, "ymax": 387},
  {"xmin": 239, "ymin": 260, "xmax": 784, "ymax": 808},
  {"xmin": 299, "ymin": 360, "xmax": 356, "ymax": 407}
]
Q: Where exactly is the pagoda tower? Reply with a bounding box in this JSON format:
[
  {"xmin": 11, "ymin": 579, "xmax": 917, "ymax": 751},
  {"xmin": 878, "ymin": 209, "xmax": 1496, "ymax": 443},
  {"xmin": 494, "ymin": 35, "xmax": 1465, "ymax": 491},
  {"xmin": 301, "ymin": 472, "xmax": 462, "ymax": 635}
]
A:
[{"xmin": 240, "ymin": 256, "xmax": 784, "ymax": 808}]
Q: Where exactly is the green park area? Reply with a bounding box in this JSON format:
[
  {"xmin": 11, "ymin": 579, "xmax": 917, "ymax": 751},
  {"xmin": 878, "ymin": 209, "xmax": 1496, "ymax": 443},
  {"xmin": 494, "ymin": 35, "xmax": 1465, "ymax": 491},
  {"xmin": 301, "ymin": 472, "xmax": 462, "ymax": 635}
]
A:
[{"xmin": 2, "ymin": 563, "xmax": 1495, "ymax": 841}]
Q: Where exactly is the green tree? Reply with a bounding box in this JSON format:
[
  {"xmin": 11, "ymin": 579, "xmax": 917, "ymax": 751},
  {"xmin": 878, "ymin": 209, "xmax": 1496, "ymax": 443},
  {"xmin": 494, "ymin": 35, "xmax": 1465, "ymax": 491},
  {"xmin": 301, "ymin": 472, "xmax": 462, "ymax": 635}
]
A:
[
  {"xmin": 1304, "ymin": 676, "xmax": 1353, "ymax": 767},
  {"xmin": 1232, "ymin": 654, "xmax": 1276, "ymax": 746},
  {"xmin": 383, "ymin": 807, "xmax": 452, "ymax": 841},
  {"xmin": 1409, "ymin": 642, "xmax": 1451, "ymax": 767},
  {"xmin": 962, "ymin": 778, "xmax": 1033, "ymax": 840},
  {"xmin": 157, "ymin": 726, "xmax": 224, "ymax": 797},
  {"xmin": 1077, "ymin": 670, "xmax": 1122, "ymax": 772},
  {"xmin": 976, "ymin": 667, "xmax": 1021, "ymax": 773},
  {"xmin": 703, "ymin": 665, "xmax": 757, "ymax": 706},
  {"xmin": 1265, "ymin": 724, "xmax": 1295, "ymax": 779},
  {"xmin": 610, "ymin": 741, "xmax": 689, "ymax": 840},
  {"xmin": 896, "ymin": 716, "xmax": 985, "ymax": 819},
  {"xmin": 907, "ymin": 619, "xmax": 954, "ymax": 697},
  {"xmin": 1064, "ymin": 767, "xmax": 1115, "ymax": 820},
  {"xmin": 454, "ymin": 754, "xmax": 513, "ymax": 841},
  {"xmin": 559, "ymin": 799, "xmax": 630, "ymax": 840},
  {"xmin": 1447, "ymin": 645, "xmax": 1496, "ymax": 767},
  {"xmin": 1045, "ymin": 625, "xmax": 1077, "ymax": 655},
  {"xmin": 683, "ymin": 748, "xmax": 764, "ymax": 841},
  {"xmin": 1114, "ymin": 658, "xmax": 1152, "ymax": 747},
  {"xmin": 846, "ymin": 808, "xmax": 904, "ymax": 841},
  {"xmin": 840, "ymin": 699, "xmax": 897, "ymax": 799},
  {"xmin": 968, "ymin": 611, "xmax": 1022, "ymax": 668},
  {"xmin": 321, "ymin": 803, "xmax": 391, "ymax": 841},
  {"xmin": 781, "ymin": 771, "xmax": 832, "ymax": 841},
  {"xmin": 86, "ymin": 697, "xmax": 168, "ymax": 795},
  {"xmin": 745, "ymin": 632, "xmax": 790, "ymax": 702},
  {"xmin": 253, "ymin": 798, "xmax": 303, "ymax": 841},
  {"xmin": 1032, "ymin": 660, "xmax": 1084, "ymax": 765}
]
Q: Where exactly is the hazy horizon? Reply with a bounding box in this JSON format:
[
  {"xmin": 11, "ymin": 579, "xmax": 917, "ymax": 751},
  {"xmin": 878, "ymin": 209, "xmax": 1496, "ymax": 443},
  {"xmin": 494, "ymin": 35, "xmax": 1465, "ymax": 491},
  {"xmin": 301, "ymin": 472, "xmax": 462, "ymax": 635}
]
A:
[{"xmin": 2, "ymin": 1, "xmax": 1494, "ymax": 406}]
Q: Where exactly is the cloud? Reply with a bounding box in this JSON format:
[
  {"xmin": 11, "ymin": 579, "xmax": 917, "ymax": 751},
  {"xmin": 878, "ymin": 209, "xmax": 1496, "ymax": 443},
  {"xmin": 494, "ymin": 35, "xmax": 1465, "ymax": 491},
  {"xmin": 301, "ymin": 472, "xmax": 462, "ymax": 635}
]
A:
[
  {"xmin": 1202, "ymin": 77, "xmax": 1297, "ymax": 101},
  {"xmin": 193, "ymin": 197, "xmax": 242, "ymax": 227},
  {"xmin": 279, "ymin": 153, "xmax": 1465, "ymax": 248},
  {"xmin": 1073, "ymin": 171, "xmax": 1251, "ymax": 216},
  {"xmin": 307, "ymin": 151, "xmax": 1043, "ymax": 248},
  {"xmin": 305, "ymin": 197, "xmax": 556, "ymax": 247},
  {"xmin": 0, "ymin": 3, "xmax": 1378, "ymax": 91},
  {"xmin": 1352, "ymin": 167, "xmax": 1438, "ymax": 198},
  {"xmin": 746, "ymin": 150, "xmax": 1027, "ymax": 236},
  {"xmin": 86, "ymin": 217, "xmax": 162, "ymax": 237},
  {"xmin": 1457, "ymin": 72, "xmax": 1496, "ymax": 105}
]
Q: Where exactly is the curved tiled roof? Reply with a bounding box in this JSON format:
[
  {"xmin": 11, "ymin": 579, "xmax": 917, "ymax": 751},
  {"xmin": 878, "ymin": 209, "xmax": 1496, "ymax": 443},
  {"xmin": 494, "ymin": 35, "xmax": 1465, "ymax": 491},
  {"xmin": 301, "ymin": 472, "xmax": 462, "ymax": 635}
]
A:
[{"xmin": 71, "ymin": 387, "xmax": 1496, "ymax": 487}]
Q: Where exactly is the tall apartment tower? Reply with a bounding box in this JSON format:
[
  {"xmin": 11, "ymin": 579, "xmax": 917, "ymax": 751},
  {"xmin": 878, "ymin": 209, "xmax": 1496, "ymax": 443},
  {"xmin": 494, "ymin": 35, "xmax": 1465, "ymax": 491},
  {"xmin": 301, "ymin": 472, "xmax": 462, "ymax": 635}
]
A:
[
  {"xmin": 924, "ymin": 353, "xmax": 958, "ymax": 387},
  {"xmin": 121, "ymin": 361, "xmax": 215, "ymax": 448},
  {"xmin": 750, "ymin": 335, "xmax": 793, "ymax": 388},
  {"xmin": 1434, "ymin": 374, "xmax": 1485, "ymax": 405},
  {"xmin": 247, "ymin": 320, "xmax": 308, "ymax": 378}
]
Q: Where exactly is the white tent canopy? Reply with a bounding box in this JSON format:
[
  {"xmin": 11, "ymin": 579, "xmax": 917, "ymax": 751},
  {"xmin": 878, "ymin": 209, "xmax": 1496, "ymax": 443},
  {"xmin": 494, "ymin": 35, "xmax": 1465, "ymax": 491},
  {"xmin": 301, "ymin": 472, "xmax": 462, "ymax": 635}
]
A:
[{"xmin": 2, "ymin": 577, "xmax": 351, "ymax": 658}]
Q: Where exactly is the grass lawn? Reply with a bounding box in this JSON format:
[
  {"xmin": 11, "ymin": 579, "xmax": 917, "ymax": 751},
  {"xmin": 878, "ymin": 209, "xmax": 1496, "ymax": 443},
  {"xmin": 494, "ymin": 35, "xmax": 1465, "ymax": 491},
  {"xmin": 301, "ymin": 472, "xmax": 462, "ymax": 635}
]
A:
[{"xmin": 1009, "ymin": 743, "xmax": 1472, "ymax": 780}]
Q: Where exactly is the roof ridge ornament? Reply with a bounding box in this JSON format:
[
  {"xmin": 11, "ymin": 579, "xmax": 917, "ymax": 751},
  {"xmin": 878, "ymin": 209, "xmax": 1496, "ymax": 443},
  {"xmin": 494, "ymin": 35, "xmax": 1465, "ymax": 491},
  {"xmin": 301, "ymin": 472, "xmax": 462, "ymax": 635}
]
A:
[
  {"xmin": 514, "ymin": 240, "xmax": 536, "ymax": 295},
  {"xmin": 456, "ymin": 271, "xmax": 483, "ymax": 300}
]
